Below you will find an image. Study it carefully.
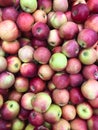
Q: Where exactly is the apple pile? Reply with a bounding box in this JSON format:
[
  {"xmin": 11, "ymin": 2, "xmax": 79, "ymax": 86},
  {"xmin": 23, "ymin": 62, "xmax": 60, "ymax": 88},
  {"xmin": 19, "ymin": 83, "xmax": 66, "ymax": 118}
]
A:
[{"xmin": 0, "ymin": 0, "xmax": 98, "ymax": 130}]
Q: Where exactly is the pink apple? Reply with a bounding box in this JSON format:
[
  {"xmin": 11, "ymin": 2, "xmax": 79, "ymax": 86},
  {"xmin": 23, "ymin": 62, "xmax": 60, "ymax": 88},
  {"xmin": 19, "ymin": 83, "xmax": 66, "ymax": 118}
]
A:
[
  {"xmin": 0, "ymin": 20, "xmax": 19, "ymax": 41},
  {"xmin": 32, "ymin": 22, "xmax": 50, "ymax": 40},
  {"xmin": 87, "ymin": 0, "xmax": 98, "ymax": 13},
  {"xmin": 59, "ymin": 21, "xmax": 79, "ymax": 40},
  {"xmin": 2, "ymin": 40, "xmax": 20, "ymax": 55},
  {"xmin": 89, "ymin": 97, "xmax": 98, "ymax": 108},
  {"xmin": 30, "ymin": 77, "xmax": 46, "ymax": 93},
  {"xmin": 52, "ymin": 46, "xmax": 62, "ymax": 53},
  {"xmin": 0, "ymin": 56, "xmax": 7, "ymax": 73},
  {"xmin": 65, "ymin": 11, "xmax": 73, "ymax": 21},
  {"xmin": 62, "ymin": 104, "xmax": 76, "ymax": 120},
  {"xmin": 34, "ymin": 47, "xmax": 51, "ymax": 64},
  {"xmin": 52, "ymin": 88, "xmax": 69, "ymax": 106}
]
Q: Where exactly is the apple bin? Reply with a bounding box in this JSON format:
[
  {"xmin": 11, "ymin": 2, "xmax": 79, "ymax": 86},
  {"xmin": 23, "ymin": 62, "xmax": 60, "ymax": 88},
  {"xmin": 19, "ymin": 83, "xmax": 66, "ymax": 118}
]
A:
[{"xmin": 0, "ymin": 0, "xmax": 98, "ymax": 130}]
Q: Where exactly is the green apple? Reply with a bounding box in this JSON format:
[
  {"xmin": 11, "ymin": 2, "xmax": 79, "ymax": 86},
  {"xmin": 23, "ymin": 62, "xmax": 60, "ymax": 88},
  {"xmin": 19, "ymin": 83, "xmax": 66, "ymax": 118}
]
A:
[
  {"xmin": 20, "ymin": 0, "xmax": 37, "ymax": 13},
  {"xmin": 44, "ymin": 104, "xmax": 62, "ymax": 124},
  {"xmin": 12, "ymin": 118, "xmax": 25, "ymax": 130},
  {"xmin": 49, "ymin": 52, "xmax": 67, "ymax": 71},
  {"xmin": 25, "ymin": 124, "xmax": 35, "ymax": 130}
]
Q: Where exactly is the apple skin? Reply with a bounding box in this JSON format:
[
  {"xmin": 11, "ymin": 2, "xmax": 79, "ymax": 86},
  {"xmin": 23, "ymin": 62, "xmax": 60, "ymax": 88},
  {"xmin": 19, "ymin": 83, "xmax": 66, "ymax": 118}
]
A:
[
  {"xmin": 77, "ymin": 28, "xmax": 98, "ymax": 48},
  {"xmin": 81, "ymin": 79, "xmax": 98, "ymax": 100},
  {"xmin": 0, "ymin": 20, "xmax": 19, "ymax": 42},
  {"xmin": 87, "ymin": 115, "xmax": 98, "ymax": 130},
  {"xmin": 52, "ymin": 88, "xmax": 69, "ymax": 106},
  {"xmin": 61, "ymin": 39, "xmax": 79, "ymax": 58},
  {"xmin": 20, "ymin": 62, "xmax": 38, "ymax": 78},
  {"xmin": 14, "ymin": 76, "xmax": 29, "ymax": 93},
  {"xmin": 52, "ymin": 72, "xmax": 70, "ymax": 89},
  {"xmin": 25, "ymin": 123, "xmax": 35, "ymax": 130},
  {"xmin": 87, "ymin": 0, "xmax": 98, "ymax": 13},
  {"xmin": 16, "ymin": 12, "xmax": 34, "ymax": 32},
  {"xmin": 0, "ymin": 0, "xmax": 17, "ymax": 7},
  {"xmin": 88, "ymin": 97, "xmax": 98, "ymax": 108},
  {"xmin": 34, "ymin": 125, "xmax": 49, "ymax": 130},
  {"xmin": 48, "ymin": 29, "xmax": 62, "ymax": 47},
  {"xmin": 65, "ymin": 58, "xmax": 82, "ymax": 74},
  {"xmin": 0, "ymin": 94, "xmax": 3, "ymax": 108},
  {"xmin": 0, "ymin": 71, "xmax": 15, "ymax": 89},
  {"xmin": 12, "ymin": 118, "xmax": 25, "ymax": 130},
  {"xmin": 2, "ymin": 6, "xmax": 19, "ymax": 21},
  {"xmin": 82, "ymin": 64, "xmax": 98, "ymax": 80},
  {"xmin": 65, "ymin": 11, "xmax": 73, "ymax": 21},
  {"xmin": 0, "ymin": 119, "xmax": 11, "ymax": 130},
  {"xmin": 47, "ymin": 81, "xmax": 56, "ymax": 91},
  {"xmin": 62, "ymin": 104, "xmax": 76, "ymax": 121},
  {"xmin": 49, "ymin": 52, "xmax": 67, "ymax": 71},
  {"xmin": 34, "ymin": 47, "xmax": 51, "ymax": 64},
  {"xmin": 28, "ymin": 110, "xmax": 44, "ymax": 126},
  {"xmin": 0, "ymin": 56, "xmax": 7, "ymax": 73},
  {"xmin": 70, "ymin": 87, "xmax": 85, "ymax": 105},
  {"xmin": 18, "ymin": 45, "xmax": 34, "ymax": 63},
  {"xmin": 38, "ymin": 0, "xmax": 52, "ymax": 13},
  {"xmin": 19, "ymin": 37, "xmax": 30, "ymax": 47},
  {"xmin": 0, "ymin": 46, "xmax": 5, "ymax": 57},
  {"xmin": 53, "ymin": 0, "xmax": 68, "ymax": 12},
  {"xmin": 71, "ymin": 3, "xmax": 89, "ymax": 23},
  {"xmin": 52, "ymin": 46, "xmax": 62, "ymax": 53},
  {"xmin": 21, "ymin": 92, "xmax": 35, "ymax": 110},
  {"xmin": 2, "ymin": 40, "xmax": 20, "ymax": 55},
  {"xmin": 52, "ymin": 118, "xmax": 70, "ymax": 130},
  {"xmin": 7, "ymin": 56, "xmax": 21, "ymax": 73},
  {"xmin": 32, "ymin": 92, "xmax": 52, "ymax": 113},
  {"xmin": 20, "ymin": 0, "xmax": 37, "ymax": 13},
  {"xmin": 84, "ymin": 14, "xmax": 98, "ymax": 33},
  {"xmin": 59, "ymin": 21, "xmax": 79, "ymax": 40},
  {"xmin": 30, "ymin": 77, "xmax": 46, "ymax": 93},
  {"xmin": 70, "ymin": 118, "xmax": 88, "ymax": 130},
  {"xmin": 1, "ymin": 100, "xmax": 20, "ymax": 120},
  {"xmin": 79, "ymin": 48, "xmax": 97, "ymax": 65},
  {"xmin": 43, "ymin": 104, "xmax": 62, "ymax": 124},
  {"xmin": 32, "ymin": 22, "xmax": 50, "ymax": 40}
]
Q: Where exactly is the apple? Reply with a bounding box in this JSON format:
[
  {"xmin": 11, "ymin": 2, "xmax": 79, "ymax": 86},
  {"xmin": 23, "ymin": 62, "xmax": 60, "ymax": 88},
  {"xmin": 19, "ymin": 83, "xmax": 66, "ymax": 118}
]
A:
[
  {"xmin": 0, "ymin": 0, "xmax": 18, "ymax": 7},
  {"xmin": 0, "ymin": 56, "xmax": 7, "ymax": 73},
  {"xmin": 52, "ymin": 72, "xmax": 70, "ymax": 89},
  {"xmin": 49, "ymin": 52, "xmax": 67, "ymax": 71},
  {"xmin": 87, "ymin": 0, "xmax": 98, "ymax": 13},
  {"xmin": 0, "ymin": 71, "xmax": 15, "ymax": 89},
  {"xmin": 48, "ymin": 11, "xmax": 67, "ymax": 29},
  {"xmin": 53, "ymin": 0, "xmax": 68, "ymax": 12},
  {"xmin": 32, "ymin": 92, "xmax": 52, "ymax": 113},
  {"xmin": 65, "ymin": 11, "xmax": 73, "ymax": 21},
  {"xmin": 2, "ymin": 6, "xmax": 19, "ymax": 21},
  {"xmin": 2, "ymin": 40, "xmax": 20, "ymax": 54},
  {"xmin": 0, "ymin": 94, "xmax": 3, "ymax": 108},
  {"xmin": 59, "ymin": 21, "xmax": 79, "ymax": 40},
  {"xmin": 0, "ymin": 46, "xmax": 5, "ymax": 57},
  {"xmin": 70, "ymin": 87, "xmax": 85, "ymax": 105},
  {"xmin": 25, "ymin": 123, "xmax": 35, "ymax": 130},
  {"xmin": 21, "ymin": 92, "xmax": 35, "ymax": 110},
  {"xmin": 61, "ymin": 39, "xmax": 79, "ymax": 58},
  {"xmin": 28, "ymin": 110, "xmax": 44, "ymax": 126},
  {"xmin": 33, "ymin": 9, "xmax": 47, "ymax": 23},
  {"xmin": 30, "ymin": 77, "xmax": 46, "ymax": 93},
  {"xmin": 18, "ymin": 45, "xmax": 34, "ymax": 63},
  {"xmin": 82, "ymin": 64, "xmax": 98, "ymax": 80},
  {"xmin": 38, "ymin": 0, "xmax": 52, "ymax": 13},
  {"xmin": 77, "ymin": 28, "xmax": 98, "ymax": 48},
  {"xmin": 72, "ymin": 0, "xmax": 86, "ymax": 6},
  {"xmin": 52, "ymin": 118, "xmax": 70, "ymax": 130},
  {"xmin": 52, "ymin": 46, "xmax": 62, "ymax": 53},
  {"xmin": 0, "ymin": 20, "xmax": 19, "ymax": 41},
  {"xmin": 19, "ymin": 37, "xmax": 30, "ymax": 47},
  {"xmin": 43, "ymin": 104, "xmax": 62, "ymax": 124},
  {"xmin": 20, "ymin": 62, "xmax": 38, "ymax": 78},
  {"xmin": 16, "ymin": 12, "xmax": 34, "ymax": 32},
  {"xmin": 12, "ymin": 118, "xmax": 25, "ymax": 130},
  {"xmin": 34, "ymin": 125, "xmax": 49, "ymax": 130},
  {"xmin": 71, "ymin": 3, "xmax": 89, "ymax": 23},
  {"xmin": 1, "ymin": 100, "xmax": 20, "ymax": 120},
  {"xmin": 38, "ymin": 64, "xmax": 54, "ymax": 81},
  {"xmin": 70, "ymin": 118, "xmax": 88, "ymax": 130},
  {"xmin": 47, "ymin": 81, "xmax": 56, "ymax": 91},
  {"xmin": 34, "ymin": 47, "xmax": 51, "ymax": 64},
  {"xmin": 7, "ymin": 56, "xmax": 21, "ymax": 73},
  {"xmin": 87, "ymin": 115, "xmax": 98, "ymax": 130},
  {"xmin": 84, "ymin": 14, "xmax": 98, "ymax": 33},
  {"xmin": 44, "ymin": 122, "xmax": 52, "ymax": 129},
  {"xmin": 14, "ymin": 76, "xmax": 29, "ymax": 93},
  {"xmin": 0, "ymin": 119, "xmax": 11, "ymax": 130},
  {"xmin": 32, "ymin": 22, "xmax": 50, "ymax": 40},
  {"xmin": 76, "ymin": 102, "xmax": 93, "ymax": 119},
  {"xmin": 88, "ymin": 97, "xmax": 98, "ymax": 108},
  {"xmin": 62, "ymin": 104, "xmax": 76, "ymax": 120},
  {"xmin": 81, "ymin": 79, "xmax": 98, "ymax": 100},
  {"xmin": 69, "ymin": 73, "xmax": 84, "ymax": 87},
  {"xmin": 20, "ymin": 0, "xmax": 37, "ymax": 13},
  {"xmin": 79, "ymin": 48, "xmax": 97, "ymax": 65},
  {"xmin": 52, "ymin": 88, "xmax": 69, "ymax": 106},
  {"xmin": 65, "ymin": 58, "xmax": 82, "ymax": 74},
  {"xmin": 48, "ymin": 29, "xmax": 62, "ymax": 47}
]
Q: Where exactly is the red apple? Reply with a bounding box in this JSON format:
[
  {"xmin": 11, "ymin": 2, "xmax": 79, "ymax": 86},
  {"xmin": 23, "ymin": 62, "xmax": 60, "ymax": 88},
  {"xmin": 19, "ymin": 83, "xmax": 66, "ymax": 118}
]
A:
[
  {"xmin": 19, "ymin": 37, "xmax": 30, "ymax": 47},
  {"xmin": 87, "ymin": 0, "xmax": 98, "ymax": 13},
  {"xmin": 65, "ymin": 11, "xmax": 73, "ymax": 21},
  {"xmin": 88, "ymin": 97, "xmax": 98, "ymax": 108},
  {"xmin": 0, "ymin": 119, "xmax": 11, "ymax": 130},
  {"xmin": 0, "ymin": 0, "xmax": 17, "ymax": 7}
]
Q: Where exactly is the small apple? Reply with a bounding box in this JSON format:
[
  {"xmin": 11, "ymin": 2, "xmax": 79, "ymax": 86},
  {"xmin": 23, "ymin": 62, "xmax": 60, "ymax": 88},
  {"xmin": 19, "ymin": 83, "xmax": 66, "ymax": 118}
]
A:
[{"xmin": 0, "ymin": 56, "xmax": 7, "ymax": 73}]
